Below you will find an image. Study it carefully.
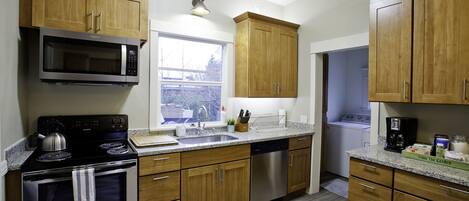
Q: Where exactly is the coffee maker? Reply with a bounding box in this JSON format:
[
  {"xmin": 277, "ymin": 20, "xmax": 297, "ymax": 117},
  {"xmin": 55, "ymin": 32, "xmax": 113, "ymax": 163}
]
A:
[{"xmin": 385, "ymin": 117, "xmax": 418, "ymax": 152}]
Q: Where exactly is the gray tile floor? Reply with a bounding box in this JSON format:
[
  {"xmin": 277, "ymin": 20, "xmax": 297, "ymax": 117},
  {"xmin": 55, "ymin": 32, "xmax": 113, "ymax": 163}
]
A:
[{"xmin": 291, "ymin": 188, "xmax": 347, "ymax": 201}]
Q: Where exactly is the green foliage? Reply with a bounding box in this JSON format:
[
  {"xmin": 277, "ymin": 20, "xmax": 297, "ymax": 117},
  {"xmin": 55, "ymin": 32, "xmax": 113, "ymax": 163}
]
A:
[{"xmin": 227, "ymin": 118, "xmax": 236, "ymax": 125}]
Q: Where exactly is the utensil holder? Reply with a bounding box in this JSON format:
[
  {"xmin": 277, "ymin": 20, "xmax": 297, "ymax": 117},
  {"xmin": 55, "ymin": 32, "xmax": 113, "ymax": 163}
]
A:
[{"xmin": 235, "ymin": 123, "xmax": 249, "ymax": 132}]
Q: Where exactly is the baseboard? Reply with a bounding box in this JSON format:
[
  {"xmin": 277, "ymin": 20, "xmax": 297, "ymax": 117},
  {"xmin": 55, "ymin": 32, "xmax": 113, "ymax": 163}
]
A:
[{"xmin": 0, "ymin": 160, "xmax": 7, "ymax": 177}]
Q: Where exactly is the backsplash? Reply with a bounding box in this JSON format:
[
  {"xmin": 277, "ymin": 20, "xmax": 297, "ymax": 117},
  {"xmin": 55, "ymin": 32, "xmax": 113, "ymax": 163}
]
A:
[{"xmin": 378, "ymin": 103, "xmax": 469, "ymax": 144}]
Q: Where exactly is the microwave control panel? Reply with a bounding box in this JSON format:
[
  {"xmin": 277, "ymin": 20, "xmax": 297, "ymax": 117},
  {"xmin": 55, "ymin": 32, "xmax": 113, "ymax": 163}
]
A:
[{"xmin": 126, "ymin": 45, "xmax": 139, "ymax": 76}]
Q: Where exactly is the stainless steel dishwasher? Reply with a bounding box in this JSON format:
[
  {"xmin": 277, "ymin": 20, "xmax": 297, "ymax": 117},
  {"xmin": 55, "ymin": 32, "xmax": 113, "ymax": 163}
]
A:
[{"xmin": 251, "ymin": 139, "xmax": 289, "ymax": 201}]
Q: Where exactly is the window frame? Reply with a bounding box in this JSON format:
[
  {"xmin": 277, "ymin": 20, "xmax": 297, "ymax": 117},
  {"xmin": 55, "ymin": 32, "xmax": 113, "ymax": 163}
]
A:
[{"xmin": 149, "ymin": 23, "xmax": 233, "ymax": 131}]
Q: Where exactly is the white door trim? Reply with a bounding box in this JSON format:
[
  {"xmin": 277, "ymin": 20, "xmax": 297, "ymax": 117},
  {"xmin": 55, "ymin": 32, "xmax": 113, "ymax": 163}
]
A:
[{"xmin": 308, "ymin": 32, "xmax": 378, "ymax": 194}]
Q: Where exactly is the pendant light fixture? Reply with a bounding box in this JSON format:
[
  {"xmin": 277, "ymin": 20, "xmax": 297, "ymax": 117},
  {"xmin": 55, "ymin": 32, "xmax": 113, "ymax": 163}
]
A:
[{"xmin": 191, "ymin": 0, "xmax": 210, "ymax": 16}]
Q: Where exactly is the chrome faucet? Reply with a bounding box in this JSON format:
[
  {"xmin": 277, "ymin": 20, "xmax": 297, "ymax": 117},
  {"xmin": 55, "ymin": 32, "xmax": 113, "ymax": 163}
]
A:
[{"xmin": 196, "ymin": 105, "xmax": 209, "ymax": 134}]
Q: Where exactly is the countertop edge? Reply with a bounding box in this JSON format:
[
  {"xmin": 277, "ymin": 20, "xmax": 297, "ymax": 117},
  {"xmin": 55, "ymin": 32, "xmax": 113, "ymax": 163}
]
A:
[
  {"xmin": 134, "ymin": 131, "xmax": 314, "ymax": 157},
  {"xmin": 347, "ymin": 148, "xmax": 469, "ymax": 187}
]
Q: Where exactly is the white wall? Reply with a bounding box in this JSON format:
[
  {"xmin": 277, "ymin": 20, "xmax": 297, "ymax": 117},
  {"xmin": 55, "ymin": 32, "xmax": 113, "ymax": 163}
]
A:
[
  {"xmin": 1, "ymin": 0, "xmax": 28, "ymax": 200},
  {"xmin": 327, "ymin": 52, "xmax": 347, "ymax": 122},
  {"xmin": 283, "ymin": 0, "xmax": 370, "ymax": 122},
  {"xmin": 26, "ymin": 0, "xmax": 287, "ymax": 132},
  {"xmin": 344, "ymin": 48, "xmax": 369, "ymax": 113}
]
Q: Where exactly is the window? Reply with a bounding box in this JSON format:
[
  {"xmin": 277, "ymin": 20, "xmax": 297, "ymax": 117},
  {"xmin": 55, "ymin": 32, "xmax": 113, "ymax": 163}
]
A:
[{"xmin": 157, "ymin": 36, "xmax": 225, "ymax": 126}]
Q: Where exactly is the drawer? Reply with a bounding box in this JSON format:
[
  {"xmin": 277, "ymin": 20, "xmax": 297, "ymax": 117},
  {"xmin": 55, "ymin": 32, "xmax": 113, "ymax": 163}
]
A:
[
  {"xmin": 139, "ymin": 153, "xmax": 181, "ymax": 176},
  {"xmin": 395, "ymin": 170, "xmax": 469, "ymax": 201},
  {"xmin": 393, "ymin": 190, "xmax": 426, "ymax": 201},
  {"xmin": 181, "ymin": 144, "xmax": 250, "ymax": 169},
  {"xmin": 349, "ymin": 158, "xmax": 393, "ymax": 187},
  {"xmin": 349, "ymin": 176, "xmax": 392, "ymax": 201},
  {"xmin": 139, "ymin": 171, "xmax": 180, "ymax": 201},
  {"xmin": 288, "ymin": 136, "xmax": 312, "ymax": 150}
]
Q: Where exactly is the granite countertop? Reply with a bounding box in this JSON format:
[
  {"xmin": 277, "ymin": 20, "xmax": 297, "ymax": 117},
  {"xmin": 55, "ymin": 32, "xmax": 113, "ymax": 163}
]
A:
[
  {"xmin": 347, "ymin": 145, "xmax": 469, "ymax": 187},
  {"xmin": 7, "ymin": 149, "xmax": 35, "ymax": 171},
  {"xmin": 132, "ymin": 127, "xmax": 314, "ymax": 157}
]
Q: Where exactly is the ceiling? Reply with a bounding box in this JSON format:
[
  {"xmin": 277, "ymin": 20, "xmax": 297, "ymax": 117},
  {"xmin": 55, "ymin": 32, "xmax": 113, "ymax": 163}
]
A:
[{"xmin": 265, "ymin": 0, "xmax": 297, "ymax": 6}]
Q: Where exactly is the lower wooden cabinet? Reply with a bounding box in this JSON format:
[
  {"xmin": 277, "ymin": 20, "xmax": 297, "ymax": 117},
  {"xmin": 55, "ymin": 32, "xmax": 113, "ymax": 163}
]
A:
[
  {"xmin": 181, "ymin": 159, "xmax": 250, "ymax": 201},
  {"xmin": 288, "ymin": 148, "xmax": 311, "ymax": 193},
  {"xmin": 393, "ymin": 190, "xmax": 425, "ymax": 201},
  {"xmin": 349, "ymin": 176, "xmax": 392, "ymax": 201},
  {"xmin": 139, "ymin": 171, "xmax": 180, "ymax": 201}
]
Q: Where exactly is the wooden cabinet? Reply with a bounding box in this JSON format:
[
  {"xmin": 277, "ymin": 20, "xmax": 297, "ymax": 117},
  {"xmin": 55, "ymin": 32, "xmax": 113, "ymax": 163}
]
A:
[
  {"xmin": 393, "ymin": 190, "xmax": 426, "ymax": 201},
  {"xmin": 289, "ymin": 136, "xmax": 312, "ymax": 151},
  {"xmin": 30, "ymin": 0, "xmax": 96, "ymax": 33},
  {"xmin": 181, "ymin": 159, "xmax": 250, "ymax": 201},
  {"xmin": 395, "ymin": 170, "xmax": 469, "ymax": 201},
  {"xmin": 369, "ymin": 0, "xmax": 469, "ymax": 104},
  {"xmin": 368, "ymin": 0, "xmax": 412, "ymax": 102},
  {"xmin": 139, "ymin": 153, "xmax": 181, "ymax": 176},
  {"xmin": 218, "ymin": 160, "xmax": 250, "ymax": 201},
  {"xmin": 288, "ymin": 148, "xmax": 311, "ymax": 193},
  {"xmin": 349, "ymin": 158, "xmax": 393, "ymax": 188},
  {"xmin": 234, "ymin": 12, "xmax": 299, "ymax": 98},
  {"xmin": 20, "ymin": 0, "xmax": 148, "ymax": 40},
  {"xmin": 349, "ymin": 176, "xmax": 392, "ymax": 201},
  {"xmin": 139, "ymin": 171, "xmax": 181, "ymax": 201},
  {"xmin": 95, "ymin": 0, "xmax": 148, "ymax": 39},
  {"xmin": 412, "ymin": 0, "xmax": 469, "ymax": 104},
  {"xmin": 181, "ymin": 164, "xmax": 219, "ymax": 201}
]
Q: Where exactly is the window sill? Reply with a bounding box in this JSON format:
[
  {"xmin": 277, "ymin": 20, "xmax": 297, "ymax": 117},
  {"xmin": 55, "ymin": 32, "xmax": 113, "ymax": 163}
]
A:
[{"xmin": 150, "ymin": 122, "xmax": 227, "ymax": 132}]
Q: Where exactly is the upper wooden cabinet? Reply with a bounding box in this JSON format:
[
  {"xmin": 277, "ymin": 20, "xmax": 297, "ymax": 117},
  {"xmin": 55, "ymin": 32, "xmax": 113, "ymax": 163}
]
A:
[
  {"xmin": 20, "ymin": 0, "xmax": 148, "ymax": 40},
  {"xmin": 234, "ymin": 12, "xmax": 299, "ymax": 98},
  {"xmin": 369, "ymin": 0, "xmax": 412, "ymax": 103},
  {"xmin": 369, "ymin": 0, "xmax": 469, "ymax": 104},
  {"xmin": 412, "ymin": 0, "xmax": 469, "ymax": 104}
]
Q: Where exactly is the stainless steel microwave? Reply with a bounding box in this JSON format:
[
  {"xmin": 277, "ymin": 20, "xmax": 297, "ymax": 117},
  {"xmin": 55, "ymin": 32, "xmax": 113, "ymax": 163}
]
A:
[{"xmin": 39, "ymin": 28, "xmax": 140, "ymax": 85}]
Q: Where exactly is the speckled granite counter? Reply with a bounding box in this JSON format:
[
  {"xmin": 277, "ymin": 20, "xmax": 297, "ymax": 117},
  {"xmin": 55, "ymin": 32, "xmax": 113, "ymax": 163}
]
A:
[
  {"xmin": 132, "ymin": 127, "xmax": 314, "ymax": 157},
  {"xmin": 347, "ymin": 145, "xmax": 469, "ymax": 187}
]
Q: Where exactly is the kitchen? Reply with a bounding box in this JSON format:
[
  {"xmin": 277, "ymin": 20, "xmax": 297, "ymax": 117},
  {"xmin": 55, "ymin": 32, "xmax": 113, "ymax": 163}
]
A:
[{"xmin": 1, "ymin": 0, "xmax": 469, "ymax": 201}]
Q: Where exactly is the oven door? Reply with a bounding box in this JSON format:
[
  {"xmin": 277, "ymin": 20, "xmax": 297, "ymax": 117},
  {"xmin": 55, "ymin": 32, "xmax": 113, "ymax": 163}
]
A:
[
  {"xmin": 23, "ymin": 160, "xmax": 137, "ymax": 201},
  {"xmin": 39, "ymin": 28, "xmax": 139, "ymax": 84}
]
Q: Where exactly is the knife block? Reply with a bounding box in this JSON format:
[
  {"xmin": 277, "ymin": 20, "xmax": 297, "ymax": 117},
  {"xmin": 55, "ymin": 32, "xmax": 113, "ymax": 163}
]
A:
[{"xmin": 235, "ymin": 123, "xmax": 249, "ymax": 132}]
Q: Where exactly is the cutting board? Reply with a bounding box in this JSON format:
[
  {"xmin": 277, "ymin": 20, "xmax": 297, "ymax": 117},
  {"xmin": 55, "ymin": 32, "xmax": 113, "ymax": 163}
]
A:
[{"xmin": 130, "ymin": 135, "xmax": 178, "ymax": 147}]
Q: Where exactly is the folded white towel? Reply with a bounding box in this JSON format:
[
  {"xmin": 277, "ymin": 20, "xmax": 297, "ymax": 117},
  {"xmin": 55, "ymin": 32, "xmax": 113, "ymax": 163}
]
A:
[{"xmin": 72, "ymin": 168, "xmax": 96, "ymax": 201}]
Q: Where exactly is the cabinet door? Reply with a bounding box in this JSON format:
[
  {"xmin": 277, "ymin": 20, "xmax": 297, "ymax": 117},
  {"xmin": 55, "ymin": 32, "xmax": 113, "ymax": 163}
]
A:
[
  {"xmin": 413, "ymin": 0, "xmax": 469, "ymax": 104},
  {"xmin": 218, "ymin": 159, "xmax": 250, "ymax": 201},
  {"xmin": 248, "ymin": 20, "xmax": 276, "ymax": 97},
  {"xmin": 277, "ymin": 26, "xmax": 298, "ymax": 97},
  {"xmin": 181, "ymin": 165, "xmax": 218, "ymax": 201},
  {"xmin": 288, "ymin": 148, "xmax": 311, "ymax": 193},
  {"xmin": 32, "ymin": 0, "xmax": 95, "ymax": 32},
  {"xmin": 369, "ymin": 0, "xmax": 412, "ymax": 102},
  {"xmin": 96, "ymin": 0, "xmax": 148, "ymax": 39}
]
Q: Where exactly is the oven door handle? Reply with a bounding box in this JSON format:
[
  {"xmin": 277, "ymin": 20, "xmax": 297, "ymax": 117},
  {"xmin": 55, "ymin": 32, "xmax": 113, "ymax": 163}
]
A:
[
  {"xmin": 23, "ymin": 160, "xmax": 136, "ymax": 181},
  {"xmin": 25, "ymin": 168, "xmax": 130, "ymax": 184}
]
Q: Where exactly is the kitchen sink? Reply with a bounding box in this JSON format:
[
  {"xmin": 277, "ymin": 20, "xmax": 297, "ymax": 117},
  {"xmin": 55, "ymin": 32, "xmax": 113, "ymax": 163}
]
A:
[{"xmin": 177, "ymin": 135, "xmax": 238, "ymax": 144}]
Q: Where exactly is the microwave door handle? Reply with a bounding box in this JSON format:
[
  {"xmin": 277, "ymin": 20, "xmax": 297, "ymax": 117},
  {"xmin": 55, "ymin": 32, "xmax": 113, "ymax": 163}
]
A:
[{"xmin": 121, "ymin": 45, "xmax": 127, "ymax": 76}]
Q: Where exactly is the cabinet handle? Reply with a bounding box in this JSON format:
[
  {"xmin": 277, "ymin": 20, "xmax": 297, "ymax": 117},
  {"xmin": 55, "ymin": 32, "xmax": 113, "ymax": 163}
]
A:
[
  {"xmin": 220, "ymin": 167, "xmax": 224, "ymax": 184},
  {"xmin": 87, "ymin": 12, "xmax": 94, "ymax": 31},
  {"xmin": 277, "ymin": 83, "xmax": 281, "ymax": 95},
  {"xmin": 273, "ymin": 83, "xmax": 277, "ymax": 95},
  {"xmin": 96, "ymin": 12, "xmax": 102, "ymax": 32},
  {"xmin": 152, "ymin": 176, "xmax": 169, "ymax": 181},
  {"xmin": 215, "ymin": 168, "xmax": 219, "ymax": 184},
  {"xmin": 358, "ymin": 183, "xmax": 375, "ymax": 191},
  {"xmin": 297, "ymin": 137, "xmax": 307, "ymax": 141},
  {"xmin": 463, "ymin": 79, "xmax": 468, "ymax": 101},
  {"xmin": 440, "ymin": 185, "xmax": 469, "ymax": 195},
  {"xmin": 360, "ymin": 163, "xmax": 377, "ymax": 171},
  {"xmin": 289, "ymin": 155, "xmax": 294, "ymax": 167},
  {"xmin": 153, "ymin": 157, "xmax": 170, "ymax": 161},
  {"xmin": 403, "ymin": 81, "xmax": 409, "ymax": 100}
]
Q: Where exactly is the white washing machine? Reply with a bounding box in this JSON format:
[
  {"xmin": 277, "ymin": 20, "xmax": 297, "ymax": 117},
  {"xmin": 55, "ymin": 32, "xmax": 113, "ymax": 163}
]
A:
[{"xmin": 325, "ymin": 121, "xmax": 370, "ymax": 178}]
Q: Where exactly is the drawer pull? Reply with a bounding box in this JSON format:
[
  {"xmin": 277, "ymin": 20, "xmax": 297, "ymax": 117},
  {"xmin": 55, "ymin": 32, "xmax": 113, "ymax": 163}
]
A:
[
  {"xmin": 440, "ymin": 185, "xmax": 469, "ymax": 195},
  {"xmin": 153, "ymin": 176, "xmax": 169, "ymax": 181},
  {"xmin": 359, "ymin": 183, "xmax": 375, "ymax": 191},
  {"xmin": 153, "ymin": 157, "xmax": 170, "ymax": 161},
  {"xmin": 360, "ymin": 163, "xmax": 377, "ymax": 171},
  {"xmin": 297, "ymin": 137, "xmax": 307, "ymax": 141}
]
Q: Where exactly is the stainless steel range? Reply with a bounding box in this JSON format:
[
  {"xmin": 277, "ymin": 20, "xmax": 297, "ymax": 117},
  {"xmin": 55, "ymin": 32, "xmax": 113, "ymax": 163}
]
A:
[{"xmin": 21, "ymin": 115, "xmax": 137, "ymax": 201}]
